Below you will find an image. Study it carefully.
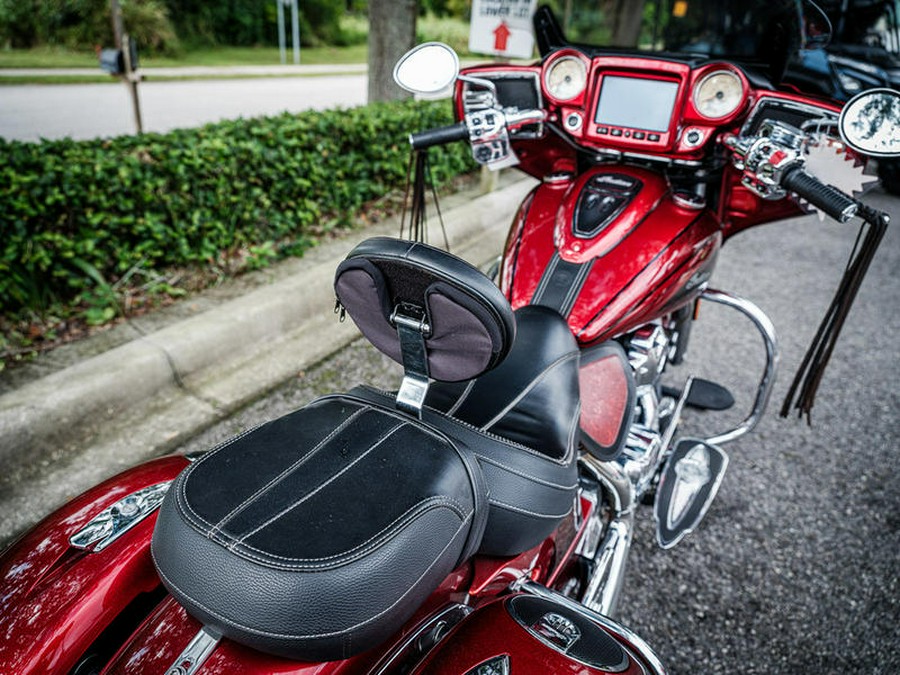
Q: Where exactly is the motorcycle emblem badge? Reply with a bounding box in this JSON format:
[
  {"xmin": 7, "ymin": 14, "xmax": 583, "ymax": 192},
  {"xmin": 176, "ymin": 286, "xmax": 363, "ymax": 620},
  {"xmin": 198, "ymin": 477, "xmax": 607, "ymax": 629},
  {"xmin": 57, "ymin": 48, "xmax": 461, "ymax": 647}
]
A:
[{"xmin": 531, "ymin": 611, "xmax": 582, "ymax": 652}]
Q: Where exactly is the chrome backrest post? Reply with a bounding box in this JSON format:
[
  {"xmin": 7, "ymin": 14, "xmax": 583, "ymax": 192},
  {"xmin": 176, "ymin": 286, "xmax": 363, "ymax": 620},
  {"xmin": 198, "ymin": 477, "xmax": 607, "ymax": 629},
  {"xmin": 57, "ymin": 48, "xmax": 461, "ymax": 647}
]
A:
[{"xmin": 392, "ymin": 308, "xmax": 432, "ymax": 418}]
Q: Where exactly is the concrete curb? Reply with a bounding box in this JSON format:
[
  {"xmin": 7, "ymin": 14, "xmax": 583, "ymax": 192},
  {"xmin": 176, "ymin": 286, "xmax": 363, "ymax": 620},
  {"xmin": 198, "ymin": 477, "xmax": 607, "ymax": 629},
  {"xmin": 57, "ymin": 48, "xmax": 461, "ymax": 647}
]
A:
[{"xmin": 0, "ymin": 178, "xmax": 537, "ymax": 482}]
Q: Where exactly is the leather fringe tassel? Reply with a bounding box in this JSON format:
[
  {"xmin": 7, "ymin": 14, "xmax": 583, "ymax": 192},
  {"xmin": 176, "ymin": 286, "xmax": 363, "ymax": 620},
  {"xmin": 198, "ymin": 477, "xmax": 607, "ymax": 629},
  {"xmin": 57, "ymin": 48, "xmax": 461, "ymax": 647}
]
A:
[
  {"xmin": 780, "ymin": 204, "xmax": 889, "ymax": 423},
  {"xmin": 400, "ymin": 149, "xmax": 450, "ymax": 250}
]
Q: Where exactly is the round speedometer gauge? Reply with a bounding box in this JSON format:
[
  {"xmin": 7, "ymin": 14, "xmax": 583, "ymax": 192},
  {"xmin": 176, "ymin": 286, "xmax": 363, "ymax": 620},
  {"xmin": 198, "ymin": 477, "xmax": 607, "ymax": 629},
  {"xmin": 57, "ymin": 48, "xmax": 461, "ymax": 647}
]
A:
[
  {"xmin": 545, "ymin": 56, "xmax": 587, "ymax": 101},
  {"xmin": 693, "ymin": 70, "xmax": 744, "ymax": 119}
]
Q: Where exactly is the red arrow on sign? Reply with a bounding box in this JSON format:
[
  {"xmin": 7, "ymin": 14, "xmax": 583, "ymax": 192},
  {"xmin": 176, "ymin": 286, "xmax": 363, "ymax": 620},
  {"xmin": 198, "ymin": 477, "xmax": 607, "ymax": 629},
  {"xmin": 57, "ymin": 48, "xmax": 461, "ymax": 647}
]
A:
[{"xmin": 493, "ymin": 21, "xmax": 511, "ymax": 51}]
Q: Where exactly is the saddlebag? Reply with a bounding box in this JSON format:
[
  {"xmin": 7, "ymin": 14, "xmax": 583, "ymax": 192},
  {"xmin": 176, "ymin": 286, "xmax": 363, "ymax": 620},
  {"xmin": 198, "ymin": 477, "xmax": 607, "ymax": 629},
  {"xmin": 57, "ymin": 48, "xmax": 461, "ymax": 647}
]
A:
[{"xmin": 151, "ymin": 394, "xmax": 488, "ymax": 662}]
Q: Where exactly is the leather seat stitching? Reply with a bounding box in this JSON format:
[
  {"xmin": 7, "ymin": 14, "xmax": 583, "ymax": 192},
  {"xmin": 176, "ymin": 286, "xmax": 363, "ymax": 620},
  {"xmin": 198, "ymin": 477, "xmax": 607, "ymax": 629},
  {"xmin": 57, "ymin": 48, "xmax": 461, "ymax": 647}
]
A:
[
  {"xmin": 182, "ymin": 419, "xmax": 267, "ymax": 475},
  {"xmin": 480, "ymin": 351, "xmax": 579, "ymax": 433},
  {"xmin": 362, "ymin": 386, "xmax": 572, "ymax": 465},
  {"xmin": 488, "ymin": 498, "xmax": 572, "ymax": 520},
  {"xmin": 206, "ymin": 404, "xmax": 372, "ymax": 538},
  {"xmin": 446, "ymin": 379, "xmax": 476, "ymax": 416},
  {"xmin": 475, "ymin": 454, "xmax": 577, "ymax": 491},
  {"xmin": 175, "ymin": 405, "xmax": 369, "ymax": 534},
  {"xmin": 222, "ymin": 499, "xmax": 466, "ymax": 570},
  {"xmin": 564, "ymin": 400, "xmax": 582, "ymax": 463},
  {"xmin": 231, "ymin": 421, "xmax": 406, "ymax": 548}
]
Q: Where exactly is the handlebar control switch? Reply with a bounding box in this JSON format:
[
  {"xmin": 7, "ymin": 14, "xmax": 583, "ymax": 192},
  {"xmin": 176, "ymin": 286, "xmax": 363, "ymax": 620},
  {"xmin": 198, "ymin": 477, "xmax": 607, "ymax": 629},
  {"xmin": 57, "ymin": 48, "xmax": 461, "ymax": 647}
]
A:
[
  {"xmin": 729, "ymin": 120, "xmax": 806, "ymax": 200},
  {"xmin": 465, "ymin": 108, "xmax": 519, "ymax": 170}
]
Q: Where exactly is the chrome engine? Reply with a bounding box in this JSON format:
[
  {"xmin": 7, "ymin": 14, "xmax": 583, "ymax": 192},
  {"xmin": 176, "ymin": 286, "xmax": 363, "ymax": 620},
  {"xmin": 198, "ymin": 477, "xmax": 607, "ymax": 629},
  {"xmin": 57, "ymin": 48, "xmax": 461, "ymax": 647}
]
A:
[{"xmin": 572, "ymin": 289, "xmax": 779, "ymax": 616}]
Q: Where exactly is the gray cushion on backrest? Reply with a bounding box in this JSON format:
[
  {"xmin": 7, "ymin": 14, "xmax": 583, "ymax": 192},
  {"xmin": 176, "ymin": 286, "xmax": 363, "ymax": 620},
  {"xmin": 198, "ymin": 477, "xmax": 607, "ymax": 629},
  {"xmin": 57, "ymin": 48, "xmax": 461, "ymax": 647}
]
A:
[{"xmin": 334, "ymin": 238, "xmax": 515, "ymax": 382}]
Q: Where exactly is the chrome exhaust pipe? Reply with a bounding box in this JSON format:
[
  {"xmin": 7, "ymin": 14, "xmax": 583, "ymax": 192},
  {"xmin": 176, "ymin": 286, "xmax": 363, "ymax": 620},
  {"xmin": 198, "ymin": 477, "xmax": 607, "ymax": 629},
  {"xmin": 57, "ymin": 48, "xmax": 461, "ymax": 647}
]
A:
[{"xmin": 581, "ymin": 515, "xmax": 633, "ymax": 616}]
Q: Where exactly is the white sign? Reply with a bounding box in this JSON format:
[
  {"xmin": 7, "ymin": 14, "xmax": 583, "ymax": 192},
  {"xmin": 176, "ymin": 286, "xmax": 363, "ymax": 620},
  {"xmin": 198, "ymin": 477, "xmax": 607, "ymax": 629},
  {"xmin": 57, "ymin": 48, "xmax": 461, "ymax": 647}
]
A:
[{"xmin": 469, "ymin": 0, "xmax": 538, "ymax": 59}]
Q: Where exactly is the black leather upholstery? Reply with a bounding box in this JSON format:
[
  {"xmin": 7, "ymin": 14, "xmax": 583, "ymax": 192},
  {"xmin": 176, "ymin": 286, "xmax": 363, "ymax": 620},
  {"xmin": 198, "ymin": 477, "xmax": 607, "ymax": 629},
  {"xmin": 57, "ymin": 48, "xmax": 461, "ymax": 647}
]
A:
[
  {"xmin": 352, "ymin": 306, "xmax": 581, "ymax": 557},
  {"xmin": 152, "ymin": 240, "xmax": 583, "ymax": 662},
  {"xmin": 425, "ymin": 305, "xmax": 580, "ymax": 461},
  {"xmin": 152, "ymin": 395, "xmax": 487, "ymax": 661}
]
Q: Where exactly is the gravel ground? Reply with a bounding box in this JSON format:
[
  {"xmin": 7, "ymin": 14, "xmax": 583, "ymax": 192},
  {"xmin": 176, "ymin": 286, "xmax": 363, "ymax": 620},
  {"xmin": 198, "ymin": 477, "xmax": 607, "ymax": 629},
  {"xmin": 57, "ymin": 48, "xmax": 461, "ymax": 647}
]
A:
[{"xmin": 177, "ymin": 190, "xmax": 899, "ymax": 673}]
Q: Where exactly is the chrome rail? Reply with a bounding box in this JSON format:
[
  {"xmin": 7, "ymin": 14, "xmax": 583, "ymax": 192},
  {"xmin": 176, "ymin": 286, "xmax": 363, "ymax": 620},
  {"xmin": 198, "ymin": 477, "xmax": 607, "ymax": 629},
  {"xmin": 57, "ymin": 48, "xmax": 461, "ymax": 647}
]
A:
[
  {"xmin": 515, "ymin": 580, "xmax": 668, "ymax": 675},
  {"xmin": 700, "ymin": 289, "xmax": 779, "ymax": 445},
  {"xmin": 578, "ymin": 455, "xmax": 636, "ymax": 617}
]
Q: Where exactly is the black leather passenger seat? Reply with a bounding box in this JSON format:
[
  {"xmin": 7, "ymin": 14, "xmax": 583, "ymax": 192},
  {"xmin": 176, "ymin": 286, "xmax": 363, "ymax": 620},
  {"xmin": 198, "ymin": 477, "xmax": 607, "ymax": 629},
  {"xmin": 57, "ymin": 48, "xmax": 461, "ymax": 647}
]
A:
[{"xmin": 152, "ymin": 395, "xmax": 488, "ymax": 662}]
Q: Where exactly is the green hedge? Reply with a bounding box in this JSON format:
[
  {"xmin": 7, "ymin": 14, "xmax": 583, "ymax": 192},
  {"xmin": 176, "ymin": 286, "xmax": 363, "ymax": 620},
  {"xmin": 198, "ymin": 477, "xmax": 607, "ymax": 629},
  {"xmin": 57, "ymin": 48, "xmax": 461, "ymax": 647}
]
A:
[{"xmin": 0, "ymin": 99, "xmax": 474, "ymax": 317}]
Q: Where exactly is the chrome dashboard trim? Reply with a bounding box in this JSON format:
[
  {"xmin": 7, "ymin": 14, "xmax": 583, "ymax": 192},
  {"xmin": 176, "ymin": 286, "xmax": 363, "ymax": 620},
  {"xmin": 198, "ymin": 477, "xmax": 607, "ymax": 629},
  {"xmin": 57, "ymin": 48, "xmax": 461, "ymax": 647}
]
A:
[{"xmin": 740, "ymin": 96, "xmax": 839, "ymax": 137}]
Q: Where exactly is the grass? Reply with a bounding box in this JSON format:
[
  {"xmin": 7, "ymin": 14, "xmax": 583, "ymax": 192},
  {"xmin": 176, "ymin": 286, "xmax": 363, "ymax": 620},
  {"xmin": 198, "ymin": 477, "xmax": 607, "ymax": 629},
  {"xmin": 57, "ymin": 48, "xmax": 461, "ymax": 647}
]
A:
[
  {"xmin": 0, "ymin": 46, "xmax": 101, "ymax": 68},
  {"xmin": 0, "ymin": 43, "xmax": 371, "ymax": 69},
  {"xmin": 142, "ymin": 43, "xmax": 370, "ymax": 67},
  {"xmin": 0, "ymin": 14, "xmax": 475, "ymax": 72}
]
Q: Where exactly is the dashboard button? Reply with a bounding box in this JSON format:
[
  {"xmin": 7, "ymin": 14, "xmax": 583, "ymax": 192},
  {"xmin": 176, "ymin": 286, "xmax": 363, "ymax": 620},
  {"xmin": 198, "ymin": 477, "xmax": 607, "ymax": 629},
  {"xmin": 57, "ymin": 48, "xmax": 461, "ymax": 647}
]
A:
[
  {"xmin": 633, "ymin": 131, "xmax": 646, "ymax": 140},
  {"xmin": 610, "ymin": 128, "xmax": 623, "ymax": 137},
  {"xmin": 598, "ymin": 127, "xmax": 609, "ymax": 135},
  {"xmin": 648, "ymin": 133, "xmax": 660, "ymax": 142}
]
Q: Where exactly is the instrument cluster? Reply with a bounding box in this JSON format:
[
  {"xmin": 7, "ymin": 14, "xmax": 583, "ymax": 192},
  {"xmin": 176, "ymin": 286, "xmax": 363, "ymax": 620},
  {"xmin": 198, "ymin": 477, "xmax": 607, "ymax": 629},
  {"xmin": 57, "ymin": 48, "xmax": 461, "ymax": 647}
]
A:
[{"xmin": 540, "ymin": 50, "xmax": 750, "ymax": 158}]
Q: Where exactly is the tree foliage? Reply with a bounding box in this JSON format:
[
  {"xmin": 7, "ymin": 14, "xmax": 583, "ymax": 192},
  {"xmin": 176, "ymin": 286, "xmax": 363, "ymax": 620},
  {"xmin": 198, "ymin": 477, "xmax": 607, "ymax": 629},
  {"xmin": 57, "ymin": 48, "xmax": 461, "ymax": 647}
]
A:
[
  {"xmin": 0, "ymin": 0, "xmax": 177, "ymax": 50},
  {"xmin": 0, "ymin": 0, "xmax": 358, "ymax": 52},
  {"xmin": 0, "ymin": 100, "xmax": 475, "ymax": 317}
]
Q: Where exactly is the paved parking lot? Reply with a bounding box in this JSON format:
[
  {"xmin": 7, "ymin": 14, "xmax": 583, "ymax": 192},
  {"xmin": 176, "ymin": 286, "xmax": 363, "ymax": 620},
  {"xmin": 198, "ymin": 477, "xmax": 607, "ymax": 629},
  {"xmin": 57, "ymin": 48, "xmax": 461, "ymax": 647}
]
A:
[{"xmin": 0, "ymin": 73, "xmax": 366, "ymax": 141}]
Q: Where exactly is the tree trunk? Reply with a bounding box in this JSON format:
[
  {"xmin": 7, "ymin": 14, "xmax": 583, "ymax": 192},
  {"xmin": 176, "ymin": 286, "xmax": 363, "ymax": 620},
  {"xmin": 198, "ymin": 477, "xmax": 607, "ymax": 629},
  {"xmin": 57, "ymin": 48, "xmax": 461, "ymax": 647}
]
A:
[
  {"xmin": 603, "ymin": 0, "xmax": 645, "ymax": 47},
  {"xmin": 367, "ymin": 0, "xmax": 417, "ymax": 103}
]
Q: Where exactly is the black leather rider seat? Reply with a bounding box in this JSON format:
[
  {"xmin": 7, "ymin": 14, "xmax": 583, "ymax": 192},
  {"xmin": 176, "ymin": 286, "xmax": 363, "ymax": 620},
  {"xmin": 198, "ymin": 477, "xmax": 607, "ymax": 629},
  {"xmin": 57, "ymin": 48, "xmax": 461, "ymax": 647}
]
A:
[
  {"xmin": 152, "ymin": 238, "xmax": 579, "ymax": 662},
  {"xmin": 353, "ymin": 304, "xmax": 580, "ymax": 556}
]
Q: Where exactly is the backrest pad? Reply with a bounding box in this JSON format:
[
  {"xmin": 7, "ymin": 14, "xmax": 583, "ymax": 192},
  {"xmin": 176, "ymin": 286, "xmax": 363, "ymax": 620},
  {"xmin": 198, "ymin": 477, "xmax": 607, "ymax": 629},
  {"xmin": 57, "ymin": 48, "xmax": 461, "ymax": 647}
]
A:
[{"xmin": 334, "ymin": 237, "xmax": 516, "ymax": 382}]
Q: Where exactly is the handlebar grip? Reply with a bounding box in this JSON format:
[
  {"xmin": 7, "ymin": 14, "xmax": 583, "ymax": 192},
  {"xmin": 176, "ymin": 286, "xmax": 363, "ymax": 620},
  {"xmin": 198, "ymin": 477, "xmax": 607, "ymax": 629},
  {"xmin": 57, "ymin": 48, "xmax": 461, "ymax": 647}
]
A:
[
  {"xmin": 781, "ymin": 167, "xmax": 858, "ymax": 223},
  {"xmin": 409, "ymin": 122, "xmax": 469, "ymax": 150}
]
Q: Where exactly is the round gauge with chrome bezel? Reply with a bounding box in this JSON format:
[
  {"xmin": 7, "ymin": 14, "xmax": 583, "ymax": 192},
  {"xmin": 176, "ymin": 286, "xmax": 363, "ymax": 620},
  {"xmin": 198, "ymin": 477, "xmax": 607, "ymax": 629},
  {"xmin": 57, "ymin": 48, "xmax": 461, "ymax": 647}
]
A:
[
  {"xmin": 693, "ymin": 69, "xmax": 744, "ymax": 119},
  {"xmin": 544, "ymin": 55, "xmax": 588, "ymax": 101}
]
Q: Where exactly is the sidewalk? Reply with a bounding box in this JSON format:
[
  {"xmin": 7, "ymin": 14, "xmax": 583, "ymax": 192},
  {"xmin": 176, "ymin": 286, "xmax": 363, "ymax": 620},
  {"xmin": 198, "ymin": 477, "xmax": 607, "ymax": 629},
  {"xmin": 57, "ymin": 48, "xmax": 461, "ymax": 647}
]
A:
[{"xmin": 0, "ymin": 174, "xmax": 537, "ymax": 544}]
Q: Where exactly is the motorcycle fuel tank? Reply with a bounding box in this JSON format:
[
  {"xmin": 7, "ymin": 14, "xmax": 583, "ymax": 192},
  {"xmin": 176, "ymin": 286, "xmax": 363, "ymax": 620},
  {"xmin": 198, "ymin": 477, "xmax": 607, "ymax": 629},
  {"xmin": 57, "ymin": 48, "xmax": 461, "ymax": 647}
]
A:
[{"xmin": 499, "ymin": 166, "xmax": 721, "ymax": 345}]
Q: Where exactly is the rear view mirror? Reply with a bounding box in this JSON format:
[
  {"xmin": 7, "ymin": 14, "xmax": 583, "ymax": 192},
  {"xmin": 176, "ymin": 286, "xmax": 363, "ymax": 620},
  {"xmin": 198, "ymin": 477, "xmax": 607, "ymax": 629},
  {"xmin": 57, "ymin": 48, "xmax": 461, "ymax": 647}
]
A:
[
  {"xmin": 393, "ymin": 42, "xmax": 460, "ymax": 95},
  {"xmin": 839, "ymin": 88, "xmax": 900, "ymax": 157}
]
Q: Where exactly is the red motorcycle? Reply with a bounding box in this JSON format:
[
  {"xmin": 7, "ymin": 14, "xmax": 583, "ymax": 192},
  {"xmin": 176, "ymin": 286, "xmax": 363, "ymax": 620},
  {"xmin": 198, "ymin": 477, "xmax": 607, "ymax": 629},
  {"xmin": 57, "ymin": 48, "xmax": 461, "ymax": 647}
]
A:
[{"xmin": 2, "ymin": 3, "xmax": 898, "ymax": 674}]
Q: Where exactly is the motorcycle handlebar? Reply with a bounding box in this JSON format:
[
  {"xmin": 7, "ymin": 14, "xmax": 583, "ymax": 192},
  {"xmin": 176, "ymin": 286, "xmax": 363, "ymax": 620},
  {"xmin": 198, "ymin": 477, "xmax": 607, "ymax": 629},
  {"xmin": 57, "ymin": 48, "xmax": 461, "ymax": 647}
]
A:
[
  {"xmin": 780, "ymin": 166, "xmax": 858, "ymax": 223},
  {"xmin": 409, "ymin": 122, "xmax": 469, "ymax": 150}
]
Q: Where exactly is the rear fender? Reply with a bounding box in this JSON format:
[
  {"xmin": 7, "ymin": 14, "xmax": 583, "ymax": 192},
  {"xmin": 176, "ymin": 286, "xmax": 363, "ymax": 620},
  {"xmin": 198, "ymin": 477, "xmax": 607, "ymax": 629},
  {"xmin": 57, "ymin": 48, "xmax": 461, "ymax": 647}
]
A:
[{"xmin": 0, "ymin": 456, "xmax": 187, "ymax": 674}]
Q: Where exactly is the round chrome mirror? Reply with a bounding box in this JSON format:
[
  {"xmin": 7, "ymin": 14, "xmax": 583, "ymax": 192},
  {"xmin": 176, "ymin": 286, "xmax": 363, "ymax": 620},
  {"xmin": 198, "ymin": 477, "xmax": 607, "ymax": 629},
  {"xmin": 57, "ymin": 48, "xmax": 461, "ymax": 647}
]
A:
[
  {"xmin": 393, "ymin": 42, "xmax": 460, "ymax": 95},
  {"xmin": 839, "ymin": 88, "xmax": 900, "ymax": 157}
]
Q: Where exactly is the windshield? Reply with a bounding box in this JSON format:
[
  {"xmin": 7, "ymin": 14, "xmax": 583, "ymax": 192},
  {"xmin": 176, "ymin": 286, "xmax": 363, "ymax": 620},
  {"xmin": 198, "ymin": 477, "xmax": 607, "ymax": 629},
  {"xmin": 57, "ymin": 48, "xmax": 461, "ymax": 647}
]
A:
[
  {"xmin": 826, "ymin": 0, "xmax": 900, "ymax": 54},
  {"xmin": 540, "ymin": 0, "xmax": 831, "ymax": 61}
]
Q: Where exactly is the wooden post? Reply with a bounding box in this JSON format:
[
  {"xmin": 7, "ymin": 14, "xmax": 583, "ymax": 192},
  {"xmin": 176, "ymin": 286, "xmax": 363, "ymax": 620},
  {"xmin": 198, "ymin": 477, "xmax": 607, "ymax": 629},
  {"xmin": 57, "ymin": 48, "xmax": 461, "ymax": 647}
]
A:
[
  {"xmin": 480, "ymin": 165, "xmax": 500, "ymax": 195},
  {"xmin": 109, "ymin": 0, "xmax": 143, "ymax": 133}
]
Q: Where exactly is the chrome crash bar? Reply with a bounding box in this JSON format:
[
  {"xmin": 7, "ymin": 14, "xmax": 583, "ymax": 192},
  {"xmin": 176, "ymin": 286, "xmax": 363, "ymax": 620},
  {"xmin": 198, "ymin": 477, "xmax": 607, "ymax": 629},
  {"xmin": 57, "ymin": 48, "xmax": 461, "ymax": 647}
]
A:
[{"xmin": 700, "ymin": 289, "xmax": 779, "ymax": 446}]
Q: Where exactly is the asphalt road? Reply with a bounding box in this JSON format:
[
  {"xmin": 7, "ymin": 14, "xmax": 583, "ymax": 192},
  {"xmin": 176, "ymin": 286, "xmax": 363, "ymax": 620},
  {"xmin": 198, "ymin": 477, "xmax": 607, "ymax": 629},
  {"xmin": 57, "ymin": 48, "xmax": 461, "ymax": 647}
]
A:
[
  {"xmin": 172, "ymin": 189, "xmax": 900, "ymax": 674},
  {"xmin": 0, "ymin": 74, "xmax": 366, "ymax": 141}
]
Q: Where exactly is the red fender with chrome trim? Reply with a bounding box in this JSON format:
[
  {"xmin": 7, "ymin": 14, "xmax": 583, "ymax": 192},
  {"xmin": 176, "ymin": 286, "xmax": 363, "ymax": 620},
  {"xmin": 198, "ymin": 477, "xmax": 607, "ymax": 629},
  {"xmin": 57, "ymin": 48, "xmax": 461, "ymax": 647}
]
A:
[{"xmin": 0, "ymin": 456, "xmax": 188, "ymax": 674}]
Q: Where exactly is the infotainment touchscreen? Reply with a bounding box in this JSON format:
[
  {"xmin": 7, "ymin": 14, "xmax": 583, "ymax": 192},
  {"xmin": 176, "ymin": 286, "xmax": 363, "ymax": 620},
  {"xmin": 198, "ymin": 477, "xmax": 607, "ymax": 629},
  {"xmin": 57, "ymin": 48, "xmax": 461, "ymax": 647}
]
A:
[{"xmin": 595, "ymin": 76, "xmax": 679, "ymax": 132}]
